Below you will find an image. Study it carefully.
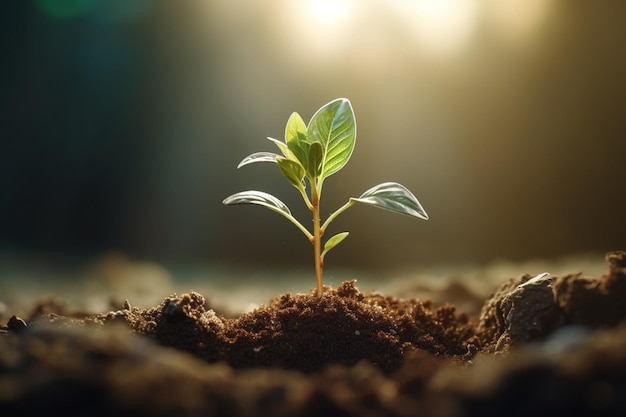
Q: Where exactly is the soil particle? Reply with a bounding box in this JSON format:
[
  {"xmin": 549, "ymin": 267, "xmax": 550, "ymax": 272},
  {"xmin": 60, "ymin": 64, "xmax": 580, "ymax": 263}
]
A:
[
  {"xmin": 477, "ymin": 272, "xmax": 564, "ymax": 351},
  {"xmin": 6, "ymin": 316, "xmax": 27, "ymax": 333}
]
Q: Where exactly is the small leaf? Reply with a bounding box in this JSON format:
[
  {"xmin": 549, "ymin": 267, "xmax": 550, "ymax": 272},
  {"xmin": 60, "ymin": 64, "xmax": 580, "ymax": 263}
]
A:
[
  {"xmin": 237, "ymin": 152, "xmax": 280, "ymax": 169},
  {"xmin": 307, "ymin": 141, "xmax": 323, "ymax": 178},
  {"xmin": 285, "ymin": 112, "xmax": 307, "ymax": 147},
  {"xmin": 223, "ymin": 190, "xmax": 291, "ymax": 218},
  {"xmin": 323, "ymin": 232, "xmax": 349, "ymax": 255},
  {"xmin": 285, "ymin": 112, "xmax": 309, "ymax": 168},
  {"xmin": 307, "ymin": 98, "xmax": 356, "ymax": 180},
  {"xmin": 351, "ymin": 182, "xmax": 428, "ymax": 220},
  {"xmin": 276, "ymin": 157, "xmax": 305, "ymax": 189}
]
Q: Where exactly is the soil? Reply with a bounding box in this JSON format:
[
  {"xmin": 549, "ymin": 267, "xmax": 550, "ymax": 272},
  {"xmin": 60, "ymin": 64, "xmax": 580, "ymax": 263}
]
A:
[{"xmin": 2, "ymin": 251, "xmax": 626, "ymax": 416}]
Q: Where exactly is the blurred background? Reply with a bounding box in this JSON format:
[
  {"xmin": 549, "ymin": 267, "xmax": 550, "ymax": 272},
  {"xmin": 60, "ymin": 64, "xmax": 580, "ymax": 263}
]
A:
[{"xmin": 1, "ymin": 0, "xmax": 625, "ymax": 279}]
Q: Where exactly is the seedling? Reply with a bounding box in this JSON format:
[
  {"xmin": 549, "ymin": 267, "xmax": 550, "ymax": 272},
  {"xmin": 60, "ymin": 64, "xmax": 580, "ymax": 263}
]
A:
[{"xmin": 223, "ymin": 98, "xmax": 428, "ymax": 296}]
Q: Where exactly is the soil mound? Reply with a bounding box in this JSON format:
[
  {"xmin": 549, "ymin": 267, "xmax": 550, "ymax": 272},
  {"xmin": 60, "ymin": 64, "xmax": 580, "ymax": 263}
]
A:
[{"xmin": 2, "ymin": 251, "xmax": 626, "ymax": 416}]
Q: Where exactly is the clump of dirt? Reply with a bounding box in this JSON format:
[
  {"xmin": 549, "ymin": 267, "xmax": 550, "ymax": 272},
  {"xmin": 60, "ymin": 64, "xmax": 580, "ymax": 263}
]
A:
[
  {"xmin": 553, "ymin": 250, "xmax": 626, "ymax": 327},
  {"xmin": 478, "ymin": 250, "xmax": 626, "ymax": 351}
]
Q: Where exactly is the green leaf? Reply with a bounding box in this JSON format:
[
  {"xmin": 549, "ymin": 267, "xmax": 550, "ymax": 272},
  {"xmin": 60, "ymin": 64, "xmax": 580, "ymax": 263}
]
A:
[
  {"xmin": 276, "ymin": 157, "xmax": 305, "ymax": 189},
  {"xmin": 322, "ymin": 232, "xmax": 349, "ymax": 256},
  {"xmin": 307, "ymin": 98, "xmax": 356, "ymax": 179},
  {"xmin": 306, "ymin": 141, "xmax": 323, "ymax": 178},
  {"xmin": 223, "ymin": 190, "xmax": 292, "ymax": 218},
  {"xmin": 285, "ymin": 112, "xmax": 307, "ymax": 145},
  {"xmin": 284, "ymin": 112, "xmax": 309, "ymax": 168},
  {"xmin": 351, "ymin": 182, "xmax": 428, "ymax": 220},
  {"xmin": 237, "ymin": 152, "xmax": 281, "ymax": 168}
]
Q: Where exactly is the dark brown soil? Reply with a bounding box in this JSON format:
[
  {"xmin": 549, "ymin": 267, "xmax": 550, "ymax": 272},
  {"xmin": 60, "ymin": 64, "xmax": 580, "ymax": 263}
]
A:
[{"xmin": 2, "ymin": 251, "xmax": 626, "ymax": 416}]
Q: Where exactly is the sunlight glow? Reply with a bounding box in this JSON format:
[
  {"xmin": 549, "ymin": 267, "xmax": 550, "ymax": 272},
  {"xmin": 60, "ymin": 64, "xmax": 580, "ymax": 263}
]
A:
[
  {"xmin": 389, "ymin": 0, "xmax": 480, "ymax": 56},
  {"xmin": 207, "ymin": 0, "xmax": 553, "ymax": 69},
  {"xmin": 280, "ymin": 0, "xmax": 481, "ymax": 61},
  {"xmin": 486, "ymin": 0, "xmax": 553, "ymax": 43},
  {"xmin": 282, "ymin": 0, "xmax": 356, "ymax": 60},
  {"xmin": 301, "ymin": 0, "xmax": 352, "ymax": 26}
]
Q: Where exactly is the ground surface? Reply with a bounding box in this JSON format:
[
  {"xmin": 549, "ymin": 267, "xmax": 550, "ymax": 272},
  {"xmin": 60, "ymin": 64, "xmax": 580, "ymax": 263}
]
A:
[{"xmin": 1, "ymin": 251, "xmax": 626, "ymax": 416}]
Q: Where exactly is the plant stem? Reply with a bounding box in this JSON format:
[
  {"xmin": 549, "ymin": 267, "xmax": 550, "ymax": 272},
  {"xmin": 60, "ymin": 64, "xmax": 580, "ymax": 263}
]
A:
[
  {"xmin": 285, "ymin": 214, "xmax": 314, "ymax": 241},
  {"xmin": 311, "ymin": 188, "xmax": 323, "ymax": 297},
  {"xmin": 321, "ymin": 199, "xmax": 355, "ymax": 231}
]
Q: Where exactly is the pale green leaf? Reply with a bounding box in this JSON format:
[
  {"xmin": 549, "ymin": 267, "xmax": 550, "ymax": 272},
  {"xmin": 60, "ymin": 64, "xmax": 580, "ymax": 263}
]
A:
[
  {"xmin": 351, "ymin": 182, "xmax": 428, "ymax": 220},
  {"xmin": 223, "ymin": 190, "xmax": 291, "ymax": 218},
  {"xmin": 285, "ymin": 112, "xmax": 307, "ymax": 147},
  {"xmin": 307, "ymin": 98, "xmax": 356, "ymax": 179},
  {"xmin": 285, "ymin": 112, "xmax": 309, "ymax": 168},
  {"xmin": 276, "ymin": 157, "xmax": 305, "ymax": 189},
  {"xmin": 237, "ymin": 152, "xmax": 281, "ymax": 169},
  {"xmin": 323, "ymin": 232, "xmax": 349, "ymax": 255}
]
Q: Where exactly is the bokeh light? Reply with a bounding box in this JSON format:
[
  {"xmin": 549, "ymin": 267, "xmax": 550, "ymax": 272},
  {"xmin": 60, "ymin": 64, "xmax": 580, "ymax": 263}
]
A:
[{"xmin": 36, "ymin": 0, "xmax": 96, "ymax": 19}]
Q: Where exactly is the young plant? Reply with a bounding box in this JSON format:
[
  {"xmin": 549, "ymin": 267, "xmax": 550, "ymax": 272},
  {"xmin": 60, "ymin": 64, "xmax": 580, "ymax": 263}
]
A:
[{"xmin": 223, "ymin": 98, "xmax": 428, "ymax": 296}]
